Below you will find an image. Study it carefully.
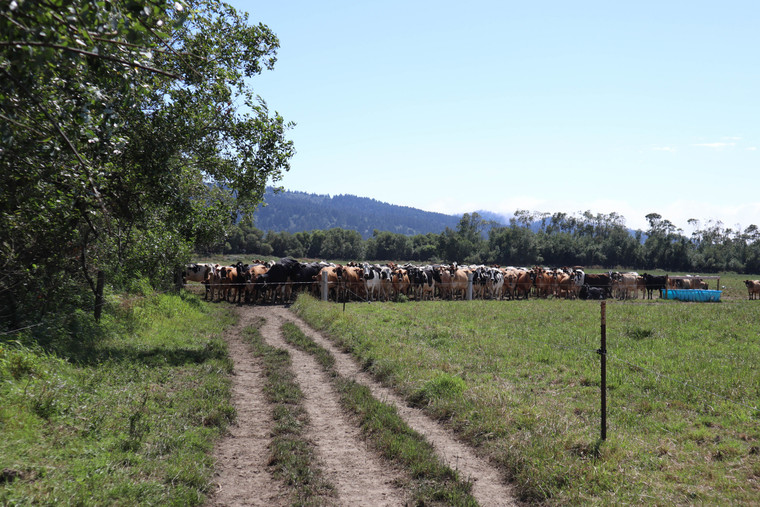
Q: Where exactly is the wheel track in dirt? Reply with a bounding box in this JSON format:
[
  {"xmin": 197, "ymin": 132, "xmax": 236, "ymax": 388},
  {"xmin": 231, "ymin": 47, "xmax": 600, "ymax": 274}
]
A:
[
  {"xmin": 255, "ymin": 306, "xmax": 410, "ymax": 506},
  {"xmin": 265, "ymin": 305, "xmax": 518, "ymax": 507},
  {"xmin": 209, "ymin": 305, "xmax": 518, "ymax": 506},
  {"xmin": 209, "ymin": 306, "xmax": 410, "ymax": 506},
  {"xmin": 207, "ymin": 310, "xmax": 288, "ymax": 506}
]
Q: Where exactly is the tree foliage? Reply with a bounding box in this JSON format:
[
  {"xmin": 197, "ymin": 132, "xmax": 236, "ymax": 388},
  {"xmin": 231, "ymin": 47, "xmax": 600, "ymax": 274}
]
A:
[{"xmin": 1, "ymin": 0, "xmax": 293, "ymax": 327}]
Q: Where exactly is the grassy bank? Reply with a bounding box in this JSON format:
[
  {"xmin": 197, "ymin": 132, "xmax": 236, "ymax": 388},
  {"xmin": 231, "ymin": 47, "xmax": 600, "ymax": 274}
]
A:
[
  {"xmin": 292, "ymin": 293, "xmax": 760, "ymax": 504},
  {"xmin": 0, "ymin": 291, "xmax": 236, "ymax": 505}
]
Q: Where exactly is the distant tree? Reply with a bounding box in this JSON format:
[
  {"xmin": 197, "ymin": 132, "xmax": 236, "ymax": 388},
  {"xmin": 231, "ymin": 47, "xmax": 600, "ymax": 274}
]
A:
[
  {"xmin": 643, "ymin": 213, "xmax": 690, "ymax": 270},
  {"xmin": 320, "ymin": 228, "xmax": 364, "ymax": 260},
  {"xmin": 536, "ymin": 231, "xmax": 578, "ymax": 266},
  {"xmin": 265, "ymin": 231, "xmax": 304, "ymax": 258},
  {"xmin": 242, "ymin": 223, "xmax": 268, "ymax": 254},
  {"xmin": 306, "ymin": 230, "xmax": 326, "ymax": 258},
  {"xmin": 601, "ymin": 226, "xmax": 644, "ymax": 268},
  {"xmin": 439, "ymin": 213, "xmax": 488, "ymax": 263},
  {"xmin": 487, "ymin": 225, "xmax": 539, "ymax": 266},
  {"xmin": 365, "ymin": 230, "xmax": 412, "ymax": 261},
  {"xmin": 410, "ymin": 233, "xmax": 440, "ymax": 262}
]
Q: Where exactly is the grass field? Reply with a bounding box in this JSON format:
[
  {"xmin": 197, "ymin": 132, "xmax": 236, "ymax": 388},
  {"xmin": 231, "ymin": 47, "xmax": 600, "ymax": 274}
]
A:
[
  {"xmin": 0, "ymin": 291, "xmax": 236, "ymax": 505},
  {"xmin": 292, "ymin": 272, "xmax": 760, "ymax": 504}
]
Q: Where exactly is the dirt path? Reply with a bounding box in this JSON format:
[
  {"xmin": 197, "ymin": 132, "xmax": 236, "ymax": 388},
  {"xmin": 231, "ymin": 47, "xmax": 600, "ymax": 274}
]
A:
[
  {"xmin": 208, "ymin": 310, "xmax": 288, "ymax": 506},
  {"xmin": 209, "ymin": 305, "xmax": 518, "ymax": 506},
  {"xmin": 267, "ymin": 306, "xmax": 518, "ymax": 507},
  {"xmin": 255, "ymin": 307, "xmax": 409, "ymax": 506}
]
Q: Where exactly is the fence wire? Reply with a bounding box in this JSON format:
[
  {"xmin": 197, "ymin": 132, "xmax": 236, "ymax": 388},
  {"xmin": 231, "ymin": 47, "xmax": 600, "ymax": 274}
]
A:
[{"xmin": 5, "ymin": 281, "xmax": 758, "ymax": 438}]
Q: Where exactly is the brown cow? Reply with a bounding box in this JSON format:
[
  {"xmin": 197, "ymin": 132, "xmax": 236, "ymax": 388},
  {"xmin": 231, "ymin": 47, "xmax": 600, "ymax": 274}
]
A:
[
  {"xmin": 339, "ymin": 266, "xmax": 366, "ymax": 301},
  {"xmin": 512, "ymin": 269, "xmax": 533, "ymax": 299},
  {"xmin": 219, "ymin": 263, "xmax": 246, "ymax": 304},
  {"xmin": 636, "ymin": 275, "xmax": 647, "ymax": 299},
  {"xmin": 313, "ymin": 265, "xmax": 341, "ymax": 301},
  {"xmin": 533, "ymin": 267, "xmax": 553, "ymax": 298},
  {"xmin": 203, "ymin": 264, "xmax": 222, "ymax": 301},
  {"xmin": 391, "ymin": 268, "xmax": 411, "ymax": 300},
  {"xmin": 435, "ymin": 267, "xmax": 453, "ymax": 299},
  {"xmin": 244, "ymin": 263, "xmax": 269, "ymax": 303},
  {"xmin": 744, "ymin": 280, "xmax": 760, "ymax": 300},
  {"xmin": 448, "ymin": 267, "xmax": 470, "ymax": 300},
  {"xmin": 557, "ymin": 271, "xmax": 577, "ymax": 299}
]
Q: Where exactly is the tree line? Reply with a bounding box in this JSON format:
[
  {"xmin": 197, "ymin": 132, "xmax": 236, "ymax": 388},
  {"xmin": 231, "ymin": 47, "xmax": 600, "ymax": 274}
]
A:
[{"xmin": 214, "ymin": 211, "xmax": 760, "ymax": 274}]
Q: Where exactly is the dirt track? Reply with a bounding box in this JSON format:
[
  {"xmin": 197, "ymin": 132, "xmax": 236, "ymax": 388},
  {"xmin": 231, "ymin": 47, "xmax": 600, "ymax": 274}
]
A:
[{"xmin": 208, "ymin": 306, "xmax": 518, "ymax": 506}]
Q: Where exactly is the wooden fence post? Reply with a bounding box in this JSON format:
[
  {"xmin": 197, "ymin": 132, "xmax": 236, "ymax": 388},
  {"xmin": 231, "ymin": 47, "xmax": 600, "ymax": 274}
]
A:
[
  {"xmin": 599, "ymin": 300, "xmax": 607, "ymax": 441},
  {"xmin": 466, "ymin": 272, "xmax": 473, "ymax": 301},
  {"xmin": 174, "ymin": 266, "xmax": 184, "ymax": 292},
  {"xmin": 94, "ymin": 270, "xmax": 105, "ymax": 322}
]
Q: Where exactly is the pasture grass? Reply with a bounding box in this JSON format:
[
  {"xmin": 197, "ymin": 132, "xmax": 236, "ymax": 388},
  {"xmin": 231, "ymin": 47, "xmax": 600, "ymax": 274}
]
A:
[
  {"xmin": 280, "ymin": 322, "xmax": 478, "ymax": 506},
  {"xmin": 292, "ymin": 283, "xmax": 760, "ymax": 505},
  {"xmin": 0, "ymin": 291, "xmax": 236, "ymax": 505},
  {"xmin": 241, "ymin": 321, "xmax": 336, "ymax": 505}
]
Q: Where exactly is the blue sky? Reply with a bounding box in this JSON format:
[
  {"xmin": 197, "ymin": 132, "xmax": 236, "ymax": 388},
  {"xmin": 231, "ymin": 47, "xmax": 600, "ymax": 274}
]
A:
[{"xmin": 230, "ymin": 1, "xmax": 759, "ymax": 233}]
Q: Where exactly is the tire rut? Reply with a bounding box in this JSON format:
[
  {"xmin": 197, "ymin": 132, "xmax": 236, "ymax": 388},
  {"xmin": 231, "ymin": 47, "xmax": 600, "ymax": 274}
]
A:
[
  {"xmin": 250, "ymin": 306, "xmax": 409, "ymax": 506},
  {"xmin": 208, "ymin": 311, "xmax": 288, "ymax": 506},
  {"xmin": 265, "ymin": 305, "xmax": 519, "ymax": 507}
]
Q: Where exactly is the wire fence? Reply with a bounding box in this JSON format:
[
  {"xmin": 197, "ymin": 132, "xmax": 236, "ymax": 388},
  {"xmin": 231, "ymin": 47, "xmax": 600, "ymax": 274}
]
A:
[{"xmin": 3, "ymin": 280, "xmax": 757, "ymax": 445}]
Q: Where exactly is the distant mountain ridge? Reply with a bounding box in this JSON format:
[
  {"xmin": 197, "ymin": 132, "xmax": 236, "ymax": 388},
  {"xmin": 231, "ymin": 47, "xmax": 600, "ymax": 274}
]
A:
[{"xmin": 252, "ymin": 188, "xmax": 498, "ymax": 238}]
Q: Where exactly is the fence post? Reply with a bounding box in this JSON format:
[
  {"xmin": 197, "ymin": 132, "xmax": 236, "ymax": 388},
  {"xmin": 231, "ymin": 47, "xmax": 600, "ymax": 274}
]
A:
[
  {"xmin": 94, "ymin": 270, "xmax": 105, "ymax": 322},
  {"xmin": 466, "ymin": 272, "xmax": 473, "ymax": 301},
  {"xmin": 598, "ymin": 300, "xmax": 607, "ymax": 441},
  {"xmin": 174, "ymin": 266, "xmax": 183, "ymax": 292},
  {"xmin": 321, "ymin": 270, "xmax": 328, "ymax": 301}
]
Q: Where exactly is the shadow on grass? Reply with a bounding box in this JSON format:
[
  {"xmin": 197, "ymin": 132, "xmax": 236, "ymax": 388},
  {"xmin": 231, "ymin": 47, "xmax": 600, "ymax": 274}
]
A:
[
  {"xmin": 7, "ymin": 291, "xmax": 227, "ymax": 368},
  {"xmin": 92, "ymin": 341, "xmax": 228, "ymax": 367}
]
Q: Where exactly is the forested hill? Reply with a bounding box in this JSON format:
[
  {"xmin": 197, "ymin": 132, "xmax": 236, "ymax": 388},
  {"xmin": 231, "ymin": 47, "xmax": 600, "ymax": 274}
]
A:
[{"xmin": 252, "ymin": 188, "xmax": 480, "ymax": 238}]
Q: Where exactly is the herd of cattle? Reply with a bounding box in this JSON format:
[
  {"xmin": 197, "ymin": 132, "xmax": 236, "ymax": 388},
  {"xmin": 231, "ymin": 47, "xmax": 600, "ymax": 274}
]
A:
[{"xmin": 181, "ymin": 258, "xmax": 754, "ymax": 304}]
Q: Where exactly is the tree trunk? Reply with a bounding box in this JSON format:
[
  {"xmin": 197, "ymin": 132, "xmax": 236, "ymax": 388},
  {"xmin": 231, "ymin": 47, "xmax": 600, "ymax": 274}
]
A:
[{"xmin": 94, "ymin": 270, "xmax": 105, "ymax": 321}]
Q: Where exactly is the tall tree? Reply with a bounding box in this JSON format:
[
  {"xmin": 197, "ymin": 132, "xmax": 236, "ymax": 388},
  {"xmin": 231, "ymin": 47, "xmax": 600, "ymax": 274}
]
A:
[{"xmin": 1, "ymin": 0, "xmax": 293, "ymax": 324}]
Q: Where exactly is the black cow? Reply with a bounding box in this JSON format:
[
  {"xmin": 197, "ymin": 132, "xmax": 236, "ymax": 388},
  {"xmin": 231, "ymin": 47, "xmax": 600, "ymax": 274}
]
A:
[
  {"xmin": 641, "ymin": 273, "xmax": 668, "ymax": 299},
  {"xmin": 292, "ymin": 262, "xmax": 326, "ymax": 297},
  {"xmin": 582, "ymin": 273, "xmax": 612, "ymax": 298},
  {"xmin": 579, "ymin": 284, "xmax": 606, "ymax": 300},
  {"xmin": 256, "ymin": 257, "xmax": 300, "ymax": 304},
  {"xmin": 407, "ymin": 266, "xmax": 435, "ymax": 300}
]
